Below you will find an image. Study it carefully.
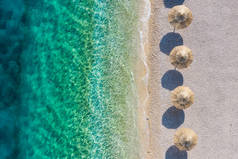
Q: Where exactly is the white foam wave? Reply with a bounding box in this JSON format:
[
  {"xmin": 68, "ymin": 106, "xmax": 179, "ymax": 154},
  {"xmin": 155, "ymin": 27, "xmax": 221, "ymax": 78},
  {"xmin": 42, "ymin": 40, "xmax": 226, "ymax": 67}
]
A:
[{"xmin": 138, "ymin": 0, "xmax": 151, "ymax": 158}]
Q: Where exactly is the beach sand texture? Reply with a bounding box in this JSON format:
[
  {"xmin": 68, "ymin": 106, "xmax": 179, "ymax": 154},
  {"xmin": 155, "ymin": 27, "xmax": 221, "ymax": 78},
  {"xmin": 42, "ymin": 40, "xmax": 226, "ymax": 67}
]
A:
[{"xmin": 148, "ymin": 0, "xmax": 238, "ymax": 158}]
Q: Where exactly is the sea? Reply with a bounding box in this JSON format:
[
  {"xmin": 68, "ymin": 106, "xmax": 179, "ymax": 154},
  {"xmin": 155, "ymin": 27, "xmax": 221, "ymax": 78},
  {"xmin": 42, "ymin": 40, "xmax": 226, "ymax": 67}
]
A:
[{"xmin": 0, "ymin": 0, "xmax": 148, "ymax": 158}]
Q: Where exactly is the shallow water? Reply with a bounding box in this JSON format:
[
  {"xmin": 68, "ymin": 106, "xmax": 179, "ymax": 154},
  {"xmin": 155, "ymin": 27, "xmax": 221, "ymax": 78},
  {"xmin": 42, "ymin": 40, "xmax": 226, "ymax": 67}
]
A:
[{"xmin": 0, "ymin": 0, "xmax": 142, "ymax": 158}]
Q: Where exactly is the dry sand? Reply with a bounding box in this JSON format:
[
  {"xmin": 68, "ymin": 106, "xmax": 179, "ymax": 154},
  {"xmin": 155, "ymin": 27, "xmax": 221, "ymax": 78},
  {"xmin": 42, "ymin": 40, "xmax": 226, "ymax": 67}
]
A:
[{"xmin": 147, "ymin": 0, "xmax": 238, "ymax": 158}]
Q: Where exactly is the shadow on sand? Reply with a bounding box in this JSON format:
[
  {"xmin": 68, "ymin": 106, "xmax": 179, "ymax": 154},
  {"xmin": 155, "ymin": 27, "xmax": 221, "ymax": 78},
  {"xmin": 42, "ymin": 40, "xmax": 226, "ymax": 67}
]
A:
[
  {"xmin": 164, "ymin": 0, "xmax": 184, "ymax": 8},
  {"xmin": 166, "ymin": 146, "xmax": 187, "ymax": 159},
  {"xmin": 161, "ymin": 70, "xmax": 183, "ymax": 90},
  {"xmin": 160, "ymin": 32, "xmax": 183, "ymax": 55},
  {"xmin": 162, "ymin": 106, "xmax": 184, "ymax": 129}
]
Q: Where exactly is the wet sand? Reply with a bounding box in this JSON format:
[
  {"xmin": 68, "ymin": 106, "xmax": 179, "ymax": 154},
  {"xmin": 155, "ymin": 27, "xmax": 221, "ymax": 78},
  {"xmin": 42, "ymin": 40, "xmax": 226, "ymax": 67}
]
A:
[
  {"xmin": 136, "ymin": 0, "xmax": 151, "ymax": 158},
  {"xmin": 148, "ymin": 0, "xmax": 238, "ymax": 158}
]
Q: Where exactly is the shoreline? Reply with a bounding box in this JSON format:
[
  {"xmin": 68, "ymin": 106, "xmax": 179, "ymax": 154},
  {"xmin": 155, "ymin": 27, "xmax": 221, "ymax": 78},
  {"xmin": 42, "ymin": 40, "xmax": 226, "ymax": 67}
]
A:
[
  {"xmin": 136, "ymin": 0, "xmax": 152, "ymax": 158},
  {"xmin": 137, "ymin": 0, "xmax": 163, "ymax": 158}
]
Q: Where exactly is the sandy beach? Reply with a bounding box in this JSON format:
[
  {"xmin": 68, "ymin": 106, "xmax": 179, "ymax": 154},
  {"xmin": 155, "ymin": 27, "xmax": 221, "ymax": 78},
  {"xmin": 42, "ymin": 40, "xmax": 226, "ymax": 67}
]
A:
[
  {"xmin": 135, "ymin": 0, "xmax": 151, "ymax": 158},
  {"xmin": 147, "ymin": 0, "xmax": 164, "ymax": 158},
  {"xmin": 147, "ymin": 0, "xmax": 238, "ymax": 158}
]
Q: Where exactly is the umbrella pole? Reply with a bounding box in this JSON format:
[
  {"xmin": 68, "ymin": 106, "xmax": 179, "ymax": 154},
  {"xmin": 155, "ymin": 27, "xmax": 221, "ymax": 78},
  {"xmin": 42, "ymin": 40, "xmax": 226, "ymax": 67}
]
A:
[{"xmin": 173, "ymin": 27, "xmax": 176, "ymax": 33}]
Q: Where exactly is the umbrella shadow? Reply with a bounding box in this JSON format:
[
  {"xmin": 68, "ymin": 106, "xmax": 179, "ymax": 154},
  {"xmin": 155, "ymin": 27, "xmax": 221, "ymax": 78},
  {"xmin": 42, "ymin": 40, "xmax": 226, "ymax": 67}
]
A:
[
  {"xmin": 162, "ymin": 106, "xmax": 184, "ymax": 129},
  {"xmin": 160, "ymin": 32, "xmax": 183, "ymax": 55},
  {"xmin": 166, "ymin": 146, "xmax": 187, "ymax": 159},
  {"xmin": 161, "ymin": 70, "xmax": 183, "ymax": 90},
  {"xmin": 164, "ymin": 0, "xmax": 185, "ymax": 8}
]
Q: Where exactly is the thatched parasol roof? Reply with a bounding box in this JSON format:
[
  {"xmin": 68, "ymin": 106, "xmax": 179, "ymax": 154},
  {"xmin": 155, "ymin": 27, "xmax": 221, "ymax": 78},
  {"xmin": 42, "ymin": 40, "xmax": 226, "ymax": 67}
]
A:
[
  {"xmin": 171, "ymin": 86, "xmax": 194, "ymax": 110},
  {"xmin": 168, "ymin": 5, "xmax": 193, "ymax": 30},
  {"xmin": 174, "ymin": 127, "xmax": 198, "ymax": 151},
  {"xmin": 169, "ymin": 45, "xmax": 193, "ymax": 69}
]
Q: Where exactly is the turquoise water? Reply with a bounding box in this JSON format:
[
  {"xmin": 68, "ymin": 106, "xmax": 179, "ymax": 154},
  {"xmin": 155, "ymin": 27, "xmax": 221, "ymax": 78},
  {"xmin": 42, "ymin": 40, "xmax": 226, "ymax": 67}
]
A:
[{"xmin": 0, "ymin": 0, "xmax": 142, "ymax": 158}]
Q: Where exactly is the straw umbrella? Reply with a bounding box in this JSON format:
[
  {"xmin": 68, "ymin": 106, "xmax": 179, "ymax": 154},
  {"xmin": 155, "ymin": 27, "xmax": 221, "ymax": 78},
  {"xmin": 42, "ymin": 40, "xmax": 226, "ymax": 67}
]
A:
[
  {"xmin": 171, "ymin": 86, "xmax": 194, "ymax": 110},
  {"xmin": 169, "ymin": 45, "xmax": 193, "ymax": 69},
  {"xmin": 174, "ymin": 128, "xmax": 198, "ymax": 151},
  {"xmin": 168, "ymin": 5, "xmax": 193, "ymax": 30}
]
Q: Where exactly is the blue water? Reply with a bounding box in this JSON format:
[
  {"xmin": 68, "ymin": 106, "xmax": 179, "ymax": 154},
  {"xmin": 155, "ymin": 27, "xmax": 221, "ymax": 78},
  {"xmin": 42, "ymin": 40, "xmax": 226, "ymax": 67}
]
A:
[{"xmin": 0, "ymin": 0, "xmax": 141, "ymax": 158}]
